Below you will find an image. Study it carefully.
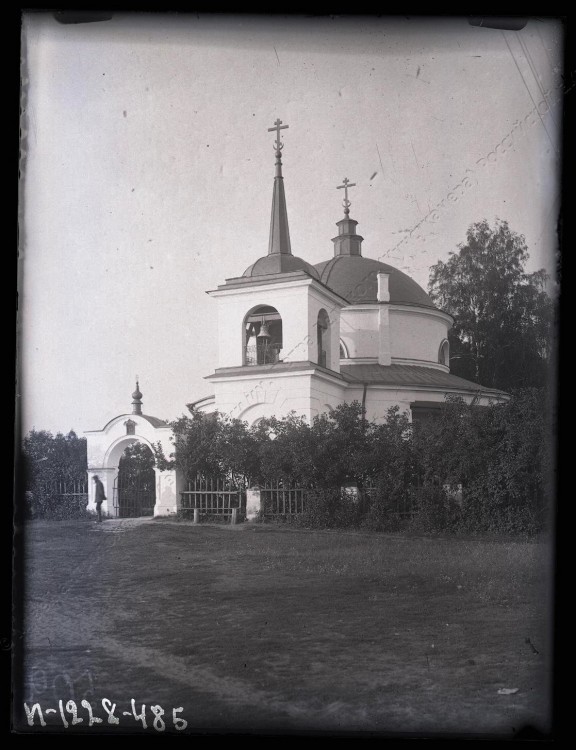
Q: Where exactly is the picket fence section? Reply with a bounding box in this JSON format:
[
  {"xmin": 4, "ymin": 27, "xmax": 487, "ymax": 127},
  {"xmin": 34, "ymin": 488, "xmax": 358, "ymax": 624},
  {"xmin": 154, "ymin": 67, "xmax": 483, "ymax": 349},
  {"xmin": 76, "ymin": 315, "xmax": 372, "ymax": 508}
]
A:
[
  {"xmin": 180, "ymin": 476, "xmax": 246, "ymax": 519},
  {"xmin": 260, "ymin": 482, "xmax": 308, "ymax": 517},
  {"xmin": 178, "ymin": 477, "xmax": 423, "ymax": 522}
]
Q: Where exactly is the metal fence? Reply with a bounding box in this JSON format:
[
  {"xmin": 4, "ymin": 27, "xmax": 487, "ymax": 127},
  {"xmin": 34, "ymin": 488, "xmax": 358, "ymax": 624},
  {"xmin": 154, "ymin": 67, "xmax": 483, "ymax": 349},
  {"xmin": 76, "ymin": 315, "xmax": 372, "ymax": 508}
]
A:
[
  {"xmin": 112, "ymin": 475, "xmax": 155, "ymax": 518},
  {"xmin": 180, "ymin": 476, "xmax": 246, "ymax": 520},
  {"xmin": 360, "ymin": 484, "xmax": 418, "ymax": 518},
  {"xmin": 34, "ymin": 480, "xmax": 89, "ymax": 517},
  {"xmin": 244, "ymin": 342, "xmax": 282, "ymax": 365}
]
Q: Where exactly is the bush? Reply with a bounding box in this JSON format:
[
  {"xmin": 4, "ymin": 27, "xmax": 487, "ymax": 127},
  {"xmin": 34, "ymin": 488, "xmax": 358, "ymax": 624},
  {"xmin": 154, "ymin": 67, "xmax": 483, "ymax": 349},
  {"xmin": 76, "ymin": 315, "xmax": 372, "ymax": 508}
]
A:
[
  {"xmin": 359, "ymin": 481, "xmax": 412, "ymax": 532},
  {"xmin": 25, "ymin": 488, "xmax": 89, "ymax": 521},
  {"xmin": 286, "ymin": 488, "xmax": 362, "ymax": 530}
]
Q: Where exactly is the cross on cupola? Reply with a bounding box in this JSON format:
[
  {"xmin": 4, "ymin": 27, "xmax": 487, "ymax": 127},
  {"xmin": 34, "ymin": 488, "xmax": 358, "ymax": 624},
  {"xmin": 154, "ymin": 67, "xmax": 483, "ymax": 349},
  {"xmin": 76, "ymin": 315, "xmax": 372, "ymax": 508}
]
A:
[
  {"xmin": 332, "ymin": 177, "xmax": 364, "ymax": 257},
  {"xmin": 268, "ymin": 118, "xmax": 289, "ymax": 151},
  {"xmin": 337, "ymin": 177, "xmax": 357, "ymax": 217}
]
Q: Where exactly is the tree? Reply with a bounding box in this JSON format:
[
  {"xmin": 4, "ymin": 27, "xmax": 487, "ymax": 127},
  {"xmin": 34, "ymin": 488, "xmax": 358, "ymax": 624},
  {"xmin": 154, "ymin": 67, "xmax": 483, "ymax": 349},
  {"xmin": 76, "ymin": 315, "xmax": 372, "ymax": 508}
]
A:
[
  {"xmin": 21, "ymin": 429, "xmax": 88, "ymax": 518},
  {"xmin": 118, "ymin": 442, "xmax": 156, "ymax": 484},
  {"xmin": 155, "ymin": 408, "xmax": 261, "ymax": 487},
  {"xmin": 22, "ymin": 429, "xmax": 87, "ymax": 487},
  {"xmin": 428, "ymin": 219, "xmax": 555, "ymax": 391}
]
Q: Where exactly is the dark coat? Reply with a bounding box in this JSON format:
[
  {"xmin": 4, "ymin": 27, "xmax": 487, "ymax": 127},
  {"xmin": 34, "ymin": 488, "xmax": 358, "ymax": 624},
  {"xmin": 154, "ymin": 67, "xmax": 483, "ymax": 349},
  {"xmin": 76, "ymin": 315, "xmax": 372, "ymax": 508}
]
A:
[{"xmin": 94, "ymin": 478, "xmax": 106, "ymax": 503}]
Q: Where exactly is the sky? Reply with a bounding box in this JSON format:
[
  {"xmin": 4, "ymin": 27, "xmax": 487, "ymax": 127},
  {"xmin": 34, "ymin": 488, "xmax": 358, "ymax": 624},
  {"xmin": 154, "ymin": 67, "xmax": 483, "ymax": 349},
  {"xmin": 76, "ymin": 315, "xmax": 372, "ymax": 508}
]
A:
[{"xmin": 18, "ymin": 13, "xmax": 563, "ymax": 436}]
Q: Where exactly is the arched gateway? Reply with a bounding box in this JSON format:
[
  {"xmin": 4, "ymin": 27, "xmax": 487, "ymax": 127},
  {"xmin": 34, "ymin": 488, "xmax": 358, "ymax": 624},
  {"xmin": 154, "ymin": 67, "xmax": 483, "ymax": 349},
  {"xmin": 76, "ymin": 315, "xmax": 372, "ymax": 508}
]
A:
[{"xmin": 84, "ymin": 383, "xmax": 183, "ymax": 518}]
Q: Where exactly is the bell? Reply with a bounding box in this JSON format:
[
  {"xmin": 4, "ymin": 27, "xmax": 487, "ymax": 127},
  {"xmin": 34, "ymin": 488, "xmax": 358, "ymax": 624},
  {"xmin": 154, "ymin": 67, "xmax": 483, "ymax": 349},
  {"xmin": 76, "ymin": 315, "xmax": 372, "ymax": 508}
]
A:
[{"xmin": 257, "ymin": 320, "xmax": 271, "ymax": 339}]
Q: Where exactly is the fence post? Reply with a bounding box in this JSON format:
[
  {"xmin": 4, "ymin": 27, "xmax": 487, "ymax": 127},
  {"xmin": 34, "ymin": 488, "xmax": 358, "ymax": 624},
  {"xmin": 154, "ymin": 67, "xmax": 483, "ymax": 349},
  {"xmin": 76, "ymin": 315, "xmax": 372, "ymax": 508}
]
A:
[
  {"xmin": 246, "ymin": 487, "xmax": 261, "ymax": 521},
  {"xmin": 193, "ymin": 508, "xmax": 199, "ymax": 524},
  {"xmin": 230, "ymin": 508, "xmax": 238, "ymax": 525}
]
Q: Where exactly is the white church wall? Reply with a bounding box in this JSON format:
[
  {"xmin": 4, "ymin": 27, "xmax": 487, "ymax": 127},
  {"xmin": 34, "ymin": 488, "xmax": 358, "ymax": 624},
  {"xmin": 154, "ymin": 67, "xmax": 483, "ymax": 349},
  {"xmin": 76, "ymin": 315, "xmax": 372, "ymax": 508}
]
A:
[
  {"xmin": 211, "ymin": 280, "xmax": 320, "ymax": 368},
  {"xmin": 306, "ymin": 285, "xmax": 342, "ymax": 372},
  {"xmin": 212, "ymin": 368, "xmax": 347, "ymax": 423},
  {"xmin": 214, "ymin": 370, "xmax": 318, "ymax": 422},
  {"xmin": 352, "ymin": 385, "xmax": 506, "ymax": 425},
  {"xmin": 389, "ymin": 307, "xmax": 451, "ymax": 366},
  {"xmin": 309, "ymin": 374, "xmax": 348, "ymax": 418},
  {"xmin": 340, "ymin": 307, "xmax": 380, "ymax": 359},
  {"xmin": 210, "ymin": 278, "xmax": 344, "ymax": 371}
]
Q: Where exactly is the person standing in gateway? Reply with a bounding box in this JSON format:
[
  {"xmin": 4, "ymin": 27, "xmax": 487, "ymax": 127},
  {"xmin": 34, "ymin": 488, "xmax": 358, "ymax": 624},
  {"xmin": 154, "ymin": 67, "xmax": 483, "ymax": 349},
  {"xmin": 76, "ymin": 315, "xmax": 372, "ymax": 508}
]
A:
[{"xmin": 92, "ymin": 475, "xmax": 106, "ymax": 522}]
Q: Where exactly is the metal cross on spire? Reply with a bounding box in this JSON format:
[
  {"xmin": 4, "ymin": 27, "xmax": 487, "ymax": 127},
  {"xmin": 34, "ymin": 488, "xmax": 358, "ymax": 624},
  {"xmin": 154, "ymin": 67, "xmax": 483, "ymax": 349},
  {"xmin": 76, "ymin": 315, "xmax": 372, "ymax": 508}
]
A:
[
  {"xmin": 337, "ymin": 177, "xmax": 357, "ymax": 216},
  {"xmin": 268, "ymin": 118, "xmax": 289, "ymax": 151}
]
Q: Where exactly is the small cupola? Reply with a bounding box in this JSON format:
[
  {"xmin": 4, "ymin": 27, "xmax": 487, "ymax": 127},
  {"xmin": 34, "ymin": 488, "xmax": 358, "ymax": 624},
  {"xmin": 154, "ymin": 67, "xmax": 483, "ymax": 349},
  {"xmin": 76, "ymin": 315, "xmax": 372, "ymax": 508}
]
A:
[
  {"xmin": 131, "ymin": 380, "xmax": 143, "ymax": 415},
  {"xmin": 332, "ymin": 177, "xmax": 364, "ymax": 257}
]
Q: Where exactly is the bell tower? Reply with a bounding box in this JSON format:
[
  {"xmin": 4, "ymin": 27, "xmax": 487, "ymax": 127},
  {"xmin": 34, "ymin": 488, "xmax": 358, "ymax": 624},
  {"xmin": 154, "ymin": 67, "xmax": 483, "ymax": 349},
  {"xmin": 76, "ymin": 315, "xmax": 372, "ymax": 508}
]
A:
[{"xmin": 205, "ymin": 119, "xmax": 348, "ymax": 422}]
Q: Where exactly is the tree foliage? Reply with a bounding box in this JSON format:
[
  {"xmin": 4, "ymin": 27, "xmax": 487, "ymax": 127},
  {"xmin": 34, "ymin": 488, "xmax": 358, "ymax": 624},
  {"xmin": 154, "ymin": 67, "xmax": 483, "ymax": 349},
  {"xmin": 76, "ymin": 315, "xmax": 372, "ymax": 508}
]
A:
[
  {"xmin": 21, "ymin": 430, "xmax": 88, "ymax": 518},
  {"xmin": 118, "ymin": 442, "xmax": 156, "ymax": 485},
  {"xmin": 22, "ymin": 429, "xmax": 87, "ymax": 486},
  {"xmin": 428, "ymin": 219, "xmax": 555, "ymax": 391},
  {"xmin": 160, "ymin": 393, "xmax": 551, "ymax": 535}
]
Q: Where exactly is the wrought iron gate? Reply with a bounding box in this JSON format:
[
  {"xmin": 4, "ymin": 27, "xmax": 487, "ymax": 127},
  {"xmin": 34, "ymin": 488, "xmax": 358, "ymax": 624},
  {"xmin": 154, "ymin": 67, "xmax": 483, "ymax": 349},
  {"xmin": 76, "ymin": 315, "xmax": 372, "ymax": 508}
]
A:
[{"xmin": 112, "ymin": 474, "xmax": 155, "ymax": 518}]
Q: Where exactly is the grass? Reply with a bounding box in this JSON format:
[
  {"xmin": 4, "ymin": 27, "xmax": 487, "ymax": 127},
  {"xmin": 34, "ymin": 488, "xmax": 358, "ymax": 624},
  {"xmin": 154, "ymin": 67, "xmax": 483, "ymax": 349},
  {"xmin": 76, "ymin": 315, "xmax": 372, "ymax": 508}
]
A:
[{"xmin": 16, "ymin": 519, "xmax": 552, "ymax": 736}]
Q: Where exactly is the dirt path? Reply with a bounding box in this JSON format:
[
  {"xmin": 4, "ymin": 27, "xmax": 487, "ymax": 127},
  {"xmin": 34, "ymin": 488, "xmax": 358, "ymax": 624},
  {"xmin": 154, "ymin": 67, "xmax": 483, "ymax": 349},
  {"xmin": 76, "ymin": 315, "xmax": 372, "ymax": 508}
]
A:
[{"xmin": 16, "ymin": 520, "xmax": 551, "ymax": 736}]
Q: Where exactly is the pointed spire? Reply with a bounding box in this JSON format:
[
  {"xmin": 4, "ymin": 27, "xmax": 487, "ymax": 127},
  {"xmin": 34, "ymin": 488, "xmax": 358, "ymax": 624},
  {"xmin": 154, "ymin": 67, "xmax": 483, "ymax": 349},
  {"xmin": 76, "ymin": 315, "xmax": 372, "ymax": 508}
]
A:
[
  {"xmin": 332, "ymin": 177, "xmax": 364, "ymax": 257},
  {"xmin": 131, "ymin": 378, "xmax": 142, "ymax": 415},
  {"xmin": 267, "ymin": 118, "xmax": 292, "ymax": 256}
]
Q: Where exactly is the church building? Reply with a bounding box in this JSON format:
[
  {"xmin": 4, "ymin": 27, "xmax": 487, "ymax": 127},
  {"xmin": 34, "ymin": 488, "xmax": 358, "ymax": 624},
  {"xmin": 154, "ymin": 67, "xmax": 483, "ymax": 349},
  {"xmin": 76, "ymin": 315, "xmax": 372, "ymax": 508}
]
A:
[
  {"xmin": 85, "ymin": 119, "xmax": 507, "ymax": 517},
  {"xmin": 193, "ymin": 119, "xmax": 506, "ymax": 424}
]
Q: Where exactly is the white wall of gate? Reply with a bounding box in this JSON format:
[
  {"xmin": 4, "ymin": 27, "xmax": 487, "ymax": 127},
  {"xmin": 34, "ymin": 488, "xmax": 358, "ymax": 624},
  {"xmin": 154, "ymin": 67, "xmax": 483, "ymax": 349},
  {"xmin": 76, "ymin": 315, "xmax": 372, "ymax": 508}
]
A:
[{"xmin": 84, "ymin": 413, "xmax": 182, "ymax": 518}]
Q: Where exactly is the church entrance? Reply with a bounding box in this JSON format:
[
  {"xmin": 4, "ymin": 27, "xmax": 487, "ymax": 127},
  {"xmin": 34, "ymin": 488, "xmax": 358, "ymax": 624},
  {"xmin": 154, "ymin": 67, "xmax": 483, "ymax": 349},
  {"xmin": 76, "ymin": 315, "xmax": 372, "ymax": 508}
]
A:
[{"xmin": 112, "ymin": 442, "xmax": 156, "ymax": 518}]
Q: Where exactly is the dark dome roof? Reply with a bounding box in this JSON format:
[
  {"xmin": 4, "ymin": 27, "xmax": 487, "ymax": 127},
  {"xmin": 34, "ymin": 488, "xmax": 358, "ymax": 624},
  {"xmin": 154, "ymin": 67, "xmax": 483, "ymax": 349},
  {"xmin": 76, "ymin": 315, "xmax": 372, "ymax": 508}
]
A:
[
  {"xmin": 244, "ymin": 253, "xmax": 320, "ymax": 280},
  {"xmin": 314, "ymin": 255, "xmax": 435, "ymax": 307}
]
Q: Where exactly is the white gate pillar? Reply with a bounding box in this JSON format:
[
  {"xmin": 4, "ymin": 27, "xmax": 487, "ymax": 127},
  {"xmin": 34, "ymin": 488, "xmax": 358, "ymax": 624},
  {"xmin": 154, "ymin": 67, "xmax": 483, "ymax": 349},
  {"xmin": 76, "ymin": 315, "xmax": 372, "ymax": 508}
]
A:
[
  {"xmin": 246, "ymin": 487, "xmax": 262, "ymax": 521},
  {"xmin": 154, "ymin": 467, "xmax": 185, "ymax": 517},
  {"xmin": 87, "ymin": 468, "xmax": 118, "ymax": 518}
]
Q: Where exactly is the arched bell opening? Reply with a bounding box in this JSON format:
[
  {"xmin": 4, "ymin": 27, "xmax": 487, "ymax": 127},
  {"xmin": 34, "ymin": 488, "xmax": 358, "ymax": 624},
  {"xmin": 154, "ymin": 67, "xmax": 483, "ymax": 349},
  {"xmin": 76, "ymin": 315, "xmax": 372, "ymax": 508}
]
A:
[
  {"xmin": 243, "ymin": 305, "xmax": 283, "ymax": 366},
  {"xmin": 317, "ymin": 309, "xmax": 331, "ymax": 368}
]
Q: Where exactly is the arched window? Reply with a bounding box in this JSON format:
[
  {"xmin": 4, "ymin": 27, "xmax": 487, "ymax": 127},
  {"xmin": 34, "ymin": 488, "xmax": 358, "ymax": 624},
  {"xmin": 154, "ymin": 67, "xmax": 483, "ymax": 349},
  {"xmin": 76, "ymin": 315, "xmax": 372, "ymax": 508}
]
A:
[
  {"xmin": 244, "ymin": 305, "xmax": 283, "ymax": 366},
  {"xmin": 438, "ymin": 339, "xmax": 449, "ymax": 367},
  {"xmin": 339, "ymin": 340, "xmax": 349, "ymax": 359},
  {"xmin": 317, "ymin": 309, "xmax": 330, "ymax": 368}
]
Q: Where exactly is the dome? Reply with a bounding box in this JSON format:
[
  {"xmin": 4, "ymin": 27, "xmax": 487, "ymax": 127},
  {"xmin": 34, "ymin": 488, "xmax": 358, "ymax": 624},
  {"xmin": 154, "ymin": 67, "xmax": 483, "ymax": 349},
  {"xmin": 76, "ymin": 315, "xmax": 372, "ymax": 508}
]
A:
[
  {"xmin": 314, "ymin": 255, "xmax": 435, "ymax": 308},
  {"xmin": 244, "ymin": 253, "xmax": 320, "ymax": 280}
]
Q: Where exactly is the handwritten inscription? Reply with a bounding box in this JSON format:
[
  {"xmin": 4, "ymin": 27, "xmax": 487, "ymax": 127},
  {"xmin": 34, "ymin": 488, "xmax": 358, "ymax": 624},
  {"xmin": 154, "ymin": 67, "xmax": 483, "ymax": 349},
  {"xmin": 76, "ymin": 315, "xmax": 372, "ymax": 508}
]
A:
[{"xmin": 24, "ymin": 699, "xmax": 188, "ymax": 732}]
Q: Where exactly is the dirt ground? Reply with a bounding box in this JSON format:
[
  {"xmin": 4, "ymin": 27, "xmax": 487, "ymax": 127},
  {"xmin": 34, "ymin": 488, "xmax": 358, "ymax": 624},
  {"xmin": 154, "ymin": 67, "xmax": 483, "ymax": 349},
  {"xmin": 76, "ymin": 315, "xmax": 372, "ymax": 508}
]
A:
[{"xmin": 14, "ymin": 518, "xmax": 553, "ymax": 736}]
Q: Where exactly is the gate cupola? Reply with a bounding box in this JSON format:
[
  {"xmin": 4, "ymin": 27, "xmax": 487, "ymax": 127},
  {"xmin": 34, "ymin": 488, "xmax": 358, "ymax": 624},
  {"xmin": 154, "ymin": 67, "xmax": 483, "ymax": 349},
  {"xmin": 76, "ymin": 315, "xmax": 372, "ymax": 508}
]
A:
[{"xmin": 131, "ymin": 380, "xmax": 143, "ymax": 415}]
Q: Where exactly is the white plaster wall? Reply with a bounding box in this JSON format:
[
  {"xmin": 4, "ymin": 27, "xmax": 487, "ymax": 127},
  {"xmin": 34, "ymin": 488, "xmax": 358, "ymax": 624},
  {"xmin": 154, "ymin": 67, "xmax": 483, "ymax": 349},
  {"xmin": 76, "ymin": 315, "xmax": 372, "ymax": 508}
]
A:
[
  {"xmin": 210, "ymin": 279, "xmax": 343, "ymax": 370},
  {"xmin": 213, "ymin": 369, "xmax": 346, "ymax": 423},
  {"xmin": 215, "ymin": 370, "xmax": 317, "ymax": 422},
  {"xmin": 345, "ymin": 385, "xmax": 507, "ymax": 424},
  {"xmin": 85, "ymin": 416, "xmax": 173, "ymax": 467},
  {"xmin": 154, "ymin": 467, "xmax": 186, "ymax": 516},
  {"xmin": 340, "ymin": 305, "xmax": 450, "ymax": 365},
  {"xmin": 84, "ymin": 415, "xmax": 175, "ymax": 517},
  {"xmin": 307, "ymin": 285, "xmax": 342, "ymax": 372},
  {"xmin": 340, "ymin": 307, "xmax": 380, "ymax": 359},
  {"xmin": 389, "ymin": 308, "xmax": 451, "ymax": 364},
  {"xmin": 309, "ymin": 376, "xmax": 347, "ymax": 418}
]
